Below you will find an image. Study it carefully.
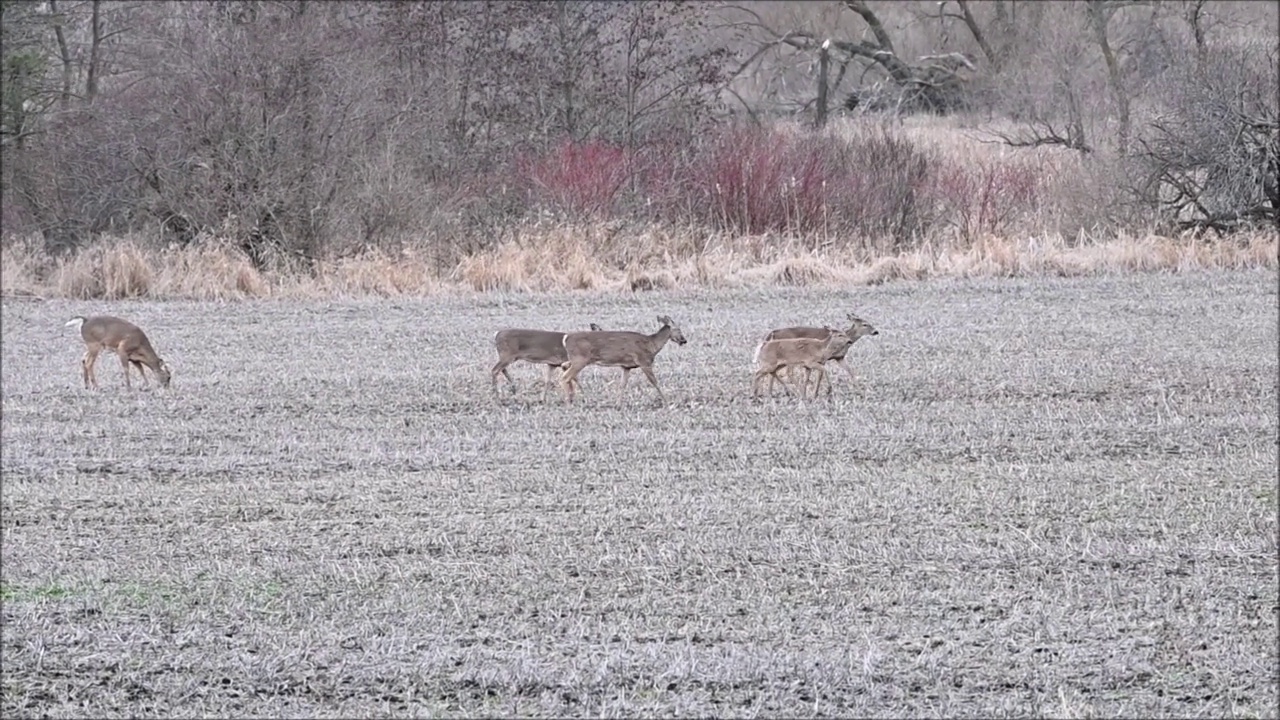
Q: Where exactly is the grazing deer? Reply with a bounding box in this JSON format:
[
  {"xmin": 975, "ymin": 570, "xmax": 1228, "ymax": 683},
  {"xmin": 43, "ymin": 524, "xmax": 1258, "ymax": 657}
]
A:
[
  {"xmin": 752, "ymin": 330, "xmax": 854, "ymax": 399},
  {"xmin": 560, "ymin": 315, "xmax": 687, "ymax": 404},
  {"xmin": 761, "ymin": 312, "xmax": 878, "ymax": 395},
  {"xmin": 65, "ymin": 315, "xmax": 172, "ymax": 390},
  {"xmin": 492, "ymin": 323, "xmax": 604, "ymax": 401}
]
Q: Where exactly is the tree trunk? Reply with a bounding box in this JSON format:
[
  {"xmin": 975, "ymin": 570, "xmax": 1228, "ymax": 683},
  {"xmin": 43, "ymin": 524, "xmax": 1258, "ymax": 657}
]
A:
[
  {"xmin": 1087, "ymin": 1, "xmax": 1130, "ymax": 155},
  {"xmin": 86, "ymin": 0, "xmax": 103, "ymax": 103},
  {"xmin": 48, "ymin": 0, "xmax": 73, "ymax": 110},
  {"xmin": 957, "ymin": 1, "xmax": 1001, "ymax": 70},
  {"xmin": 815, "ymin": 40, "xmax": 829, "ymax": 129}
]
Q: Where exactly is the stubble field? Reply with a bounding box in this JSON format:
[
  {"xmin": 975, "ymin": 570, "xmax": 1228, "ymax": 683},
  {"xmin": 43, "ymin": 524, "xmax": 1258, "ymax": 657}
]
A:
[{"xmin": 1, "ymin": 271, "xmax": 1277, "ymax": 718}]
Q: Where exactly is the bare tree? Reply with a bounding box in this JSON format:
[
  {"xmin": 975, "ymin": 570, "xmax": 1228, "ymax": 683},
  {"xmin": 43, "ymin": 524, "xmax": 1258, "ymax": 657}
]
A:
[
  {"xmin": 979, "ymin": 3, "xmax": 1097, "ymax": 153},
  {"xmin": 721, "ymin": 1, "xmax": 982, "ymax": 120},
  {"xmin": 1133, "ymin": 39, "xmax": 1279, "ymax": 233},
  {"xmin": 2, "ymin": 0, "xmax": 137, "ymax": 250},
  {"xmin": 1085, "ymin": 0, "xmax": 1134, "ymax": 155}
]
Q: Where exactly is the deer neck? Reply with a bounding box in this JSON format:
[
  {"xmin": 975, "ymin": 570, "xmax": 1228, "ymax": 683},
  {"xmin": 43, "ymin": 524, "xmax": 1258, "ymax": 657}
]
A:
[{"xmin": 648, "ymin": 325, "xmax": 671, "ymax": 351}]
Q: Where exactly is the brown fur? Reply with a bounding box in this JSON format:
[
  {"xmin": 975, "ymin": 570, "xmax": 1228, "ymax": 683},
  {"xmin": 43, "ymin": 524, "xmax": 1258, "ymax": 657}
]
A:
[
  {"xmin": 491, "ymin": 323, "xmax": 604, "ymax": 401},
  {"xmin": 761, "ymin": 312, "xmax": 879, "ymax": 394},
  {"xmin": 752, "ymin": 330, "xmax": 854, "ymax": 399},
  {"xmin": 66, "ymin": 315, "xmax": 171, "ymax": 390},
  {"xmin": 560, "ymin": 315, "xmax": 687, "ymax": 404}
]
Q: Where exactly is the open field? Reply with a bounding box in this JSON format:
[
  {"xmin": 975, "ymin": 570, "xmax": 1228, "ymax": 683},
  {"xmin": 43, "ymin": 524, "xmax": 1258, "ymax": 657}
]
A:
[{"xmin": 2, "ymin": 271, "xmax": 1277, "ymax": 718}]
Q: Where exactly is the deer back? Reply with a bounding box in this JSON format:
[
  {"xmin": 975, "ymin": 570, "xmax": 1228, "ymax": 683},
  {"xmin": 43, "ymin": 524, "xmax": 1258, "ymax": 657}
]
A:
[
  {"xmin": 564, "ymin": 327, "xmax": 668, "ymax": 366},
  {"xmin": 84, "ymin": 316, "xmax": 161, "ymax": 358},
  {"xmin": 495, "ymin": 329, "xmax": 571, "ymax": 364},
  {"xmin": 764, "ymin": 326, "xmax": 831, "ymax": 343},
  {"xmin": 755, "ymin": 336, "xmax": 830, "ymax": 367}
]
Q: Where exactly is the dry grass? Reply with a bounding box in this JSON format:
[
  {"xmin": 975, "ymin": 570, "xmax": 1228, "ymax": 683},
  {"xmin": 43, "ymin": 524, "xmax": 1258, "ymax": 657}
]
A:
[
  {"xmin": 2, "ymin": 271, "xmax": 1276, "ymax": 718},
  {"xmin": 2, "ymin": 226, "xmax": 1275, "ymax": 300},
  {"xmin": 307, "ymin": 248, "xmax": 443, "ymax": 298}
]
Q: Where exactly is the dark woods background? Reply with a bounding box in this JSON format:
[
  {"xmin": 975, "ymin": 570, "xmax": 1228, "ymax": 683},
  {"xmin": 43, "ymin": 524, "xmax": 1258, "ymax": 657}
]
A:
[{"xmin": 2, "ymin": 0, "xmax": 1276, "ymax": 274}]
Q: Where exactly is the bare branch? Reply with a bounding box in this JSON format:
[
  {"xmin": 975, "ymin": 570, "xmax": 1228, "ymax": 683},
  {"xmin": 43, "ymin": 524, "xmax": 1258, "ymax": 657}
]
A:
[{"xmin": 975, "ymin": 121, "xmax": 1093, "ymax": 153}]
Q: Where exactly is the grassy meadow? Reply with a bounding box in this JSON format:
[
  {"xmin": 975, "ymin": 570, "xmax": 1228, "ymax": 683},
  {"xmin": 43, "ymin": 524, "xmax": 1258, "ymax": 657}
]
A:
[{"xmin": 1, "ymin": 270, "xmax": 1277, "ymax": 717}]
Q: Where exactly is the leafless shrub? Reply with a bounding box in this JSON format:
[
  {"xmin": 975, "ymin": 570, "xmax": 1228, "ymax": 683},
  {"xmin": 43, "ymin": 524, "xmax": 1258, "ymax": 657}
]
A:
[{"xmin": 1130, "ymin": 39, "xmax": 1279, "ymax": 234}]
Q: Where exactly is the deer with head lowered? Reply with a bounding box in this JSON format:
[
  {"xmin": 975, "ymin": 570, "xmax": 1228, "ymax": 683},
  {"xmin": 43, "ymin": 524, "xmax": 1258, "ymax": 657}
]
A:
[
  {"xmin": 760, "ymin": 312, "xmax": 878, "ymax": 395},
  {"xmin": 491, "ymin": 323, "xmax": 604, "ymax": 401},
  {"xmin": 752, "ymin": 329, "xmax": 853, "ymax": 399},
  {"xmin": 66, "ymin": 315, "xmax": 172, "ymax": 390},
  {"xmin": 560, "ymin": 315, "xmax": 687, "ymax": 404}
]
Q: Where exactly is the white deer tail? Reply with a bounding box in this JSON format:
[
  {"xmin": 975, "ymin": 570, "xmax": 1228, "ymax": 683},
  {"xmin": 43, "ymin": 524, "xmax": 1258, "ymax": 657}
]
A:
[
  {"xmin": 752, "ymin": 341, "xmax": 765, "ymax": 365},
  {"xmin": 65, "ymin": 316, "xmax": 86, "ymax": 330}
]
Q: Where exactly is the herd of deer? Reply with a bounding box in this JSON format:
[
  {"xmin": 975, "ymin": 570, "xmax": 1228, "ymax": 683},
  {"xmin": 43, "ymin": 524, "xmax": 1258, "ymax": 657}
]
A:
[{"xmin": 64, "ymin": 311, "xmax": 879, "ymax": 402}]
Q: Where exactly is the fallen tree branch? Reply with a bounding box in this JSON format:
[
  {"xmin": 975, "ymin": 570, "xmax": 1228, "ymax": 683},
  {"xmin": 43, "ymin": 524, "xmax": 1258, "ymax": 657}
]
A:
[{"xmin": 976, "ymin": 120, "xmax": 1092, "ymax": 153}]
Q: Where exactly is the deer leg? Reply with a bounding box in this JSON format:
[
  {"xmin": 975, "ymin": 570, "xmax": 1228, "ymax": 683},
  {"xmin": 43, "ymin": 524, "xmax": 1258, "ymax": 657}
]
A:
[
  {"xmin": 116, "ymin": 348, "xmax": 134, "ymax": 390},
  {"xmin": 81, "ymin": 348, "xmax": 100, "ymax": 389},
  {"xmin": 618, "ymin": 367, "xmax": 631, "ymax": 401},
  {"xmin": 836, "ymin": 357, "xmax": 861, "ymax": 394},
  {"xmin": 812, "ymin": 363, "xmax": 832, "ymax": 399},
  {"xmin": 773, "ymin": 367, "xmax": 796, "ymax": 397},
  {"xmin": 837, "ymin": 357, "xmax": 857, "ymax": 383},
  {"xmin": 640, "ymin": 366, "xmax": 664, "ymax": 404},
  {"xmin": 754, "ymin": 367, "xmax": 774, "ymax": 398},
  {"xmin": 491, "ymin": 359, "xmax": 516, "ymax": 395},
  {"xmin": 790, "ymin": 365, "xmax": 808, "ymax": 398},
  {"xmin": 561, "ymin": 363, "xmax": 581, "ymax": 395},
  {"xmin": 755, "ymin": 365, "xmax": 790, "ymax": 398},
  {"xmin": 131, "ymin": 360, "xmax": 150, "ymax": 387},
  {"xmin": 809, "ymin": 363, "xmax": 827, "ymax": 398},
  {"xmin": 787, "ymin": 365, "xmax": 809, "ymax": 396},
  {"xmin": 545, "ymin": 364, "xmax": 577, "ymax": 402},
  {"xmin": 540, "ymin": 364, "xmax": 557, "ymax": 402},
  {"xmin": 561, "ymin": 361, "xmax": 587, "ymax": 403},
  {"xmin": 776, "ymin": 365, "xmax": 799, "ymax": 397},
  {"xmin": 768, "ymin": 366, "xmax": 786, "ymax": 396}
]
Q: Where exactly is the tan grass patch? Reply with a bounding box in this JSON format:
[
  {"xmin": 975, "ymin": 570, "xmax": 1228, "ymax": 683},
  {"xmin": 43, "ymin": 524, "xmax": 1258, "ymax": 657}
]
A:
[
  {"xmin": 667, "ymin": 249, "xmax": 742, "ymax": 289},
  {"xmin": 151, "ymin": 242, "xmax": 268, "ymax": 300},
  {"xmin": 311, "ymin": 249, "xmax": 439, "ymax": 298},
  {"xmin": 625, "ymin": 269, "xmax": 676, "ymax": 292},
  {"xmin": 0, "ymin": 238, "xmax": 53, "ymax": 299},
  {"xmin": 55, "ymin": 240, "xmax": 152, "ymax": 299},
  {"xmin": 3, "ymin": 224, "xmax": 1275, "ymax": 300},
  {"xmin": 452, "ymin": 228, "xmax": 615, "ymax": 293},
  {"xmin": 768, "ymin": 256, "xmax": 841, "ymax": 286}
]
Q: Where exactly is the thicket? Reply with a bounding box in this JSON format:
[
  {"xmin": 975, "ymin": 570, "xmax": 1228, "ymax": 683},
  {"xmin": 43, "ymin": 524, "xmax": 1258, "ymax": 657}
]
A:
[{"xmin": 1, "ymin": 0, "xmax": 1276, "ymax": 289}]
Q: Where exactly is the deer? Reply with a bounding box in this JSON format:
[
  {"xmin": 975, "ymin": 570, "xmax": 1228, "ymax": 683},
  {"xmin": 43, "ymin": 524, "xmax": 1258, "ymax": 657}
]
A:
[
  {"xmin": 752, "ymin": 329, "xmax": 854, "ymax": 399},
  {"xmin": 65, "ymin": 315, "xmax": 172, "ymax": 390},
  {"xmin": 560, "ymin": 315, "xmax": 687, "ymax": 404},
  {"xmin": 492, "ymin": 323, "xmax": 605, "ymax": 401},
  {"xmin": 759, "ymin": 312, "xmax": 879, "ymax": 396}
]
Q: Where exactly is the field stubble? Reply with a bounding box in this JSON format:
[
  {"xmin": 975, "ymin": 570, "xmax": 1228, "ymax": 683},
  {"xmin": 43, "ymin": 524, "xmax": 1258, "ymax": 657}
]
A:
[{"xmin": 1, "ymin": 271, "xmax": 1277, "ymax": 718}]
